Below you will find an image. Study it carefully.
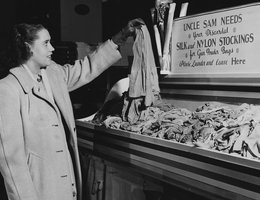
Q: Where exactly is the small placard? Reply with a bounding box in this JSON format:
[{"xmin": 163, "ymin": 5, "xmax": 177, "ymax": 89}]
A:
[{"xmin": 170, "ymin": 3, "xmax": 260, "ymax": 76}]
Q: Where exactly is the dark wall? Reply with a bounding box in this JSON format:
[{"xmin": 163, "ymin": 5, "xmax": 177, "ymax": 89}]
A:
[
  {"xmin": 1, "ymin": 0, "xmax": 260, "ymax": 46},
  {"xmin": 0, "ymin": 0, "xmax": 16, "ymax": 52},
  {"xmin": 102, "ymin": 0, "xmax": 155, "ymax": 39},
  {"xmin": 187, "ymin": 0, "xmax": 260, "ymax": 15},
  {"xmin": 15, "ymin": 0, "xmax": 60, "ymax": 41},
  {"xmin": 102, "ymin": 0, "xmax": 260, "ymax": 40}
]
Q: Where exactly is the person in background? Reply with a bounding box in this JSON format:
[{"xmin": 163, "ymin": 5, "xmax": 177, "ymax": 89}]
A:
[{"xmin": 0, "ymin": 18, "xmax": 144, "ymax": 200}]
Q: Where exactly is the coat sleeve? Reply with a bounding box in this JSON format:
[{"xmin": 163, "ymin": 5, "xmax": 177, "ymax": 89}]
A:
[
  {"xmin": 0, "ymin": 82, "xmax": 38, "ymax": 200},
  {"xmin": 60, "ymin": 39, "xmax": 122, "ymax": 92}
]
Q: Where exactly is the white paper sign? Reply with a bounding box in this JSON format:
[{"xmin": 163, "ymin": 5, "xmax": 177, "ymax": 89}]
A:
[{"xmin": 170, "ymin": 3, "xmax": 260, "ymax": 76}]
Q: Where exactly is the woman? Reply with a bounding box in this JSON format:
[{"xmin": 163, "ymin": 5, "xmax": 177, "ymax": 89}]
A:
[{"xmin": 0, "ymin": 19, "xmax": 143, "ymax": 200}]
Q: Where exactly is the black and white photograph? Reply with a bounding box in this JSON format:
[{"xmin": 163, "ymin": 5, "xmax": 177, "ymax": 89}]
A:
[{"xmin": 0, "ymin": 1, "xmax": 260, "ymax": 200}]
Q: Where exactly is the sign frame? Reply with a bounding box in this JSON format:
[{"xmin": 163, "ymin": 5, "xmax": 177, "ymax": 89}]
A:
[{"xmin": 164, "ymin": 2, "xmax": 260, "ymax": 86}]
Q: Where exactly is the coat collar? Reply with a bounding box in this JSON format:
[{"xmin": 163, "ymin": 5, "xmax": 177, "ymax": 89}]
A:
[
  {"xmin": 10, "ymin": 66, "xmax": 54, "ymax": 106},
  {"xmin": 10, "ymin": 66, "xmax": 36, "ymax": 94}
]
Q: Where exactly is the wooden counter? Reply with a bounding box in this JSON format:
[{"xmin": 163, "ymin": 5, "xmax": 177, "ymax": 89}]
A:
[{"xmin": 76, "ymin": 120, "xmax": 260, "ymax": 200}]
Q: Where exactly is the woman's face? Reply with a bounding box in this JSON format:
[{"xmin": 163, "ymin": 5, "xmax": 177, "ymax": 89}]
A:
[{"xmin": 29, "ymin": 28, "xmax": 54, "ymax": 68}]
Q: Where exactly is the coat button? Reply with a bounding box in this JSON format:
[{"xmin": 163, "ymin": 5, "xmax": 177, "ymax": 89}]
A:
[{"xmin": 73, "ymin": 191, "xmax": 77, "ymax": 197}]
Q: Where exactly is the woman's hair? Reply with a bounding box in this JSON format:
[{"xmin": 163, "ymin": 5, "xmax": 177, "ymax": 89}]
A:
[{"xmin": 2, "ymin": 23, "xmax": 46, "ymax": 71}]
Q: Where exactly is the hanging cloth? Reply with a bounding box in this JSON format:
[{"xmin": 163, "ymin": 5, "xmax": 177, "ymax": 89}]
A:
[{"xmin": 122, "ymin": 25, "xmax": 160, "ymax": 124}]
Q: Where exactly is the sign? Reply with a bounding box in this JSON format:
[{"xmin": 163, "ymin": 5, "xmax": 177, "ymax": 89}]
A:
[{"xmin": 170, "ymin": 3, "xmax": 260, "ymax": 76}]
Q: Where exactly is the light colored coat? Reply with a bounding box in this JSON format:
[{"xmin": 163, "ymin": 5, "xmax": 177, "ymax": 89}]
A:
[{"xmin": 0, "ymin": 40, "xmax": 121, "ymax": 200}]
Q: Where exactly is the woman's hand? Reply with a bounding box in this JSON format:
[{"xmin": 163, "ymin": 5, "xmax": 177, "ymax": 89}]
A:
[{"xmin": 112, "ymin": 18, "xmax": 145, "ymax": 46}]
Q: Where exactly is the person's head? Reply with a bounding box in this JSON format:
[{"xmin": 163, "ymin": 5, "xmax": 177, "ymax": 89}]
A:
[{"xmin": 6, "ymin": 23, "xmax": 55, "ymax": 69}]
